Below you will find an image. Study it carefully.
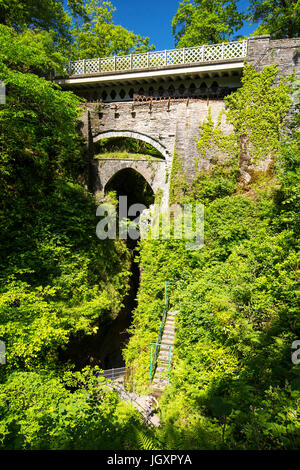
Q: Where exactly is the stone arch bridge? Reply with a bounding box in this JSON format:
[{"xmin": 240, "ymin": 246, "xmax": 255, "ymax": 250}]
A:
[
  {"xmin": 57, "ymin": 36, "xmax": 300, "ymax": 204},
  {"xmin": 87, "ymin": 99, "xmax": 229, "ymax": 206}
]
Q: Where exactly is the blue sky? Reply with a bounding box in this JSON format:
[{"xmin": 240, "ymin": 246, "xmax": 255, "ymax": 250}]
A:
[{"xmin": 112, "ymin": 0, "xmax": 258, "ymax": 50}]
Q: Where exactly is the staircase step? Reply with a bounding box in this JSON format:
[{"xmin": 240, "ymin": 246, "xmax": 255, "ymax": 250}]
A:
[
  {"xmin": 159, "ymin": 350, "xmax": 172, "ymax": 356},
  {"xmin": 162, "ymin": 331, "xmax": 175, "ymax": 336},
  {"xmin": 158, "ymin": 355, "xmax": 171, "ymax": 362},
  {"xmin": 163, "ymin": 327, "xmax": 175, "ymax": 332},
  {"xmin": 160, "ymin": 339, "xmax": 174, "ymax": 346},
  {"xmin": 158, "ymin": 356, "xmax": 172, "ymax": 362},
  {"xmin": 156, "ymin": 366, "xmax": 168, "ymax": 372},
  {"xmin": 153, "ymin": 382, "xmax": 167, "ymax": 388},
  {"xmin": 159, "ymin": 351, "xmax": 172, "ymax": 357},
  {"xmin": 162, "ymin": 330, "xmax": 175, "ymax": 336},
  {"xmin": 161, "ymin": 336, "xmax": 175, "ymax": 342},
  {"xmin": 164, "ymin": 327, "xmax": 175, "ymax": 332},
  {"xmin": 153, "ymin": 377, "xmax": 167, "ymax": 384},
  {"xmin": 164, "ymin": 326, "xmax": 176, "ymax": 333},
  {"xmin": 157, "ymin": 359, "xmax": 170, "ymax": 365},
  {"xmin": 153, "ymin": 379, "xmax": 168, "ymax": 385},
  {"xmin": 159, "ymin": 347, "xmax": 172, "ymax": 353},
  {"xmin": 153, "ymin": 382, "xmax": 167, "ymax": 387}
]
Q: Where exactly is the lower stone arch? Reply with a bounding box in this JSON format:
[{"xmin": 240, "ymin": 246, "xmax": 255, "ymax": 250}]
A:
[
  {"xmin": 100, "ymin": 159, "xmax": 164, "ymax": 193},
  {"xmin": 104, "ymin": 167, "xmax": 155, "ymax": 208},
  {"xmin": 93, "ymin": 130, "xmax": 168, "ymax": 160}
]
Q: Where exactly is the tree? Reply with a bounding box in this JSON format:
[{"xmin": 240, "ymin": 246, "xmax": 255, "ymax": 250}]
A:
[
  {"xmin": 171, "ymin": 0, "xmax": 245, "ymax": 48},
  {"xmin": 0, "ymin": 22, "xmax": 132, "ymax": 376},
  {"xmin": 248, "ymin": 0, "xmax": 300, "ymax": 39},
  {"xmin": 71, "ymin": 1, "xmax": 154, "ymax": 60},
  {"xmin": 0, "ymin": 1, "xmax": 154, "ymax": 59},
  {"xmin": 0, "ymin": 0, "xmax": 89, "ymax": 39}
]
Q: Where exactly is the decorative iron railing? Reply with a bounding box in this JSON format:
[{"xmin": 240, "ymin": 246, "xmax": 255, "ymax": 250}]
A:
[{"xmin": 67, "ymin": 40, "xmax": 248, "ymax": 76}]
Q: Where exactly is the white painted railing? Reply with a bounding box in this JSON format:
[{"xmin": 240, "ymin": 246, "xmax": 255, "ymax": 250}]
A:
[{"xmin": 67, "ymin": 40, "xmax": 248, "ymax": 75}]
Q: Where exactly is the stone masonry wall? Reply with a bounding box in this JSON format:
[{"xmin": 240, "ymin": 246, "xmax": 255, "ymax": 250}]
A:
[
  {"xmin": 247, "ymin": 36, "xmax": 300, "ymax": 80},
  {"xmin": 85, "ymin": 99, "xmax": 233, "ymax": 198}
]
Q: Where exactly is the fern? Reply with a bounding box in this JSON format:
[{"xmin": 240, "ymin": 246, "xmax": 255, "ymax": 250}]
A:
[
  {"xmin": 163, "ymin": 423, "xmax": 188, "ymax": 450},
  {"xmin": 135, "ymin": 428, "xmax": 156, "ymax": 450}
]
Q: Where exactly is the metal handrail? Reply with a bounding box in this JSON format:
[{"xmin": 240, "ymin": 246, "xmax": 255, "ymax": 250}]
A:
[
  {"xmin": 97, "ymin": 366, "xmax": 126, "ymax": 379},
  {"xmin": 150, "ymin": 282, "xmax": 168, "ymax": 382},
  {"xmin": 150, "ymin": 281, "xmax": 182, "ymax": 382}
]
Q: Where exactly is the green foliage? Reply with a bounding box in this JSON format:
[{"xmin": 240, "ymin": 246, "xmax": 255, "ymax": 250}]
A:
[
  {"xmin": 70, "ymin": 1, "xmax": 154, "ymax": 60},
  {"xmin": 172, "ymin": 0, "xmax": 245, "ymax": 47},
  {"xmin": 192, "ymin": 107, "xmax": 238, "ymax": 203},
  {"xmin": 248, "ymin": 0, "xmax": 300, "ymax": 38},
  {"xmin": 0, "ymin": 368, "xmax": 143, "ymax": 449},
  {"xmin": 94, "ymin": 136, "xmax": 164, "ymax": 158},
  {"xmin": 273, "ymin": 80, "xmax": 300, "ymax": 235},
  {"xmin": 0, "ymin": 24, "xmax": 67, "ymax": 75},
  {"xmin": 0, "ymin": 10, "xmax": 144, "ymax": 449},
  {"xmin": 135, "ymin": 428, "xmax": 158, "ymax": 450},
  {"xmin": 0, "ymin": 0, "xmax": 88, "ymax": 39},
  {"xmin": 126, "ymin": 187, "xmax": 300, "ymax": 448},
  {"xmin": 171, "ymin": 65, "xmax": 292, "ymax": 205},
  {"xmin": 169, "ymin": 148, "xmax": 188, "ymax": 204},
  {"xmin": 0, "ymin": 0, "xmax": 155, "ymax": 62},
  {"xmin": 0, "ymin": 6, "xmax": 132, "ymax": 382},
  {"xmin": 189, "ymin": 165, "xmax": 238, "ymax": 204},
  {"xmin": 125, "ymin": 66, "xmax": 299, "ymax": 449},
  {"xmin": 0, "ymin": 0, "xmax": 299, "ymax": 451},
  {"xmin": 195, "ymin": 108, "xmax": 237, "ymax": 165},
  {"xmin": 225, "ymin": 64, "xmax": 292, "ymax": 164}
]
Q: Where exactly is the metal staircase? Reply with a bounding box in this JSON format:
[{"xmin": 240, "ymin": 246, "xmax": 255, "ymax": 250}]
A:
[
  {"xmin": 151, "ymin": 310, "xmax": 178, "ymax": 395},
  {"xmin": 149, "ymin": 281, "xmax": 181, "ymax": 396}
]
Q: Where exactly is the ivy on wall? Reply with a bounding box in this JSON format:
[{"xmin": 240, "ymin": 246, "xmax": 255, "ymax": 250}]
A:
[
  {"xmin": 191, "ymin": 63, "xmax": 293, "ymax": 193},
  {"xmin": 225, "ymin": 64, "xmax": 292, "ymax": 164},
  {"xmin": 161, "ymin": 64, "xmax": 292, "ymax": 207},
  {"xmin": 169, "ymin": 147, "xmax": 188, "ymax": 205},
  {"xmin": 195, "ymin": 107, "xmax": 237, "ymax": 169}
]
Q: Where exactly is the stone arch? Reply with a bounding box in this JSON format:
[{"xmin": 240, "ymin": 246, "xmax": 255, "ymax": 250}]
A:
[
  {"xmin": 104, "ymin": 167, "xmax": 155, "ymax": 208},
  {"xmin": 100, "ymin": 160, "xmax": 164, "ymax": 193},
  {"xmin": 93, "ymin": 130, "xmax": 168, "ymax": 160},
  {"xmin": 91, "ymin": 156, "xmax": 168, "ymax": 208}
]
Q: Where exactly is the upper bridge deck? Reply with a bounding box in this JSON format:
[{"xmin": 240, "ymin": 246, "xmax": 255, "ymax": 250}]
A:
[{"xmin": 57, "ymin": 40, "xmax": 248, "ymax": 88}]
